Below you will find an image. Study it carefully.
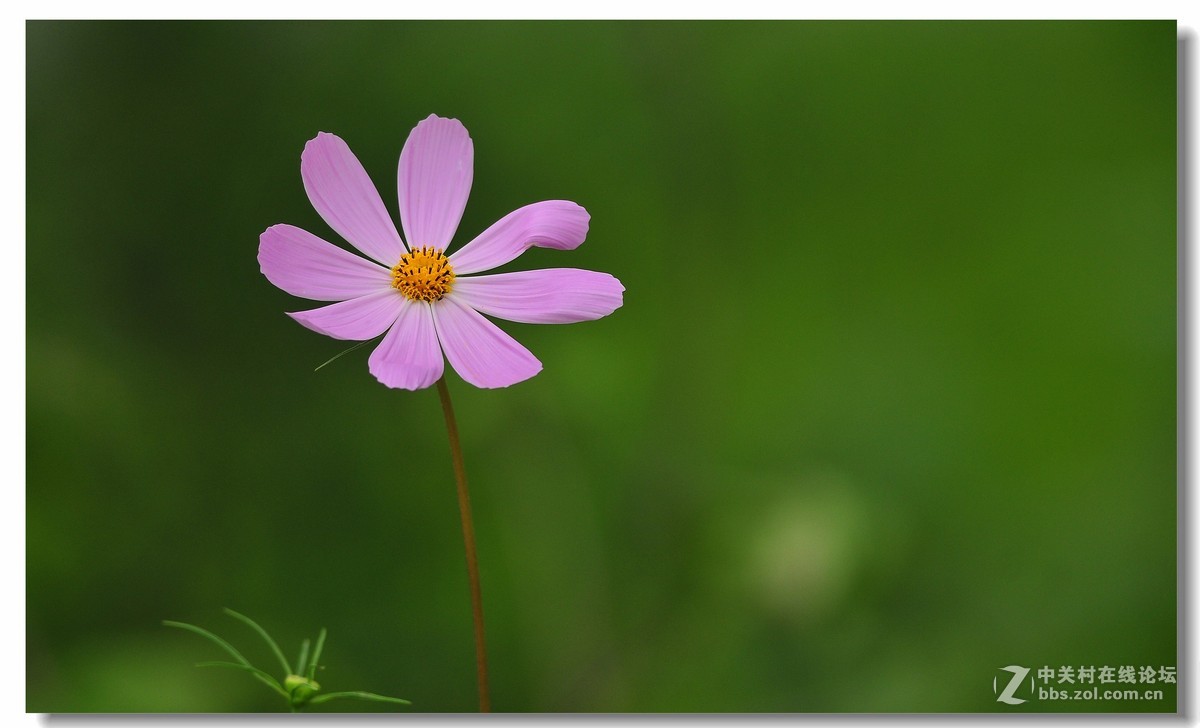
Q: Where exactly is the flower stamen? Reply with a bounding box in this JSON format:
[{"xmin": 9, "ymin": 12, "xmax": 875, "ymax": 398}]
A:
[{"xmin": 391, "ymin": 246, "xmax": 455, "ymax": 302}]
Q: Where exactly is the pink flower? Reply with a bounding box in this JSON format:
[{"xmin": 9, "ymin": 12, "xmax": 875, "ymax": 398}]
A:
[{"xmin": 258, "ymin": 115, "xmax": 624, "ymax": 390}]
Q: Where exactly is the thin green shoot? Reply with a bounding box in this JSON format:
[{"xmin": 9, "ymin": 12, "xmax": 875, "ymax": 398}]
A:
[
  {"xmin": 163, "ymin": 620, "xmax": 281, "ymax": 696},
  {"xmin": 195, "ymin": 662, "xmax": 288, "ymax": 698},
  {"xmin": 296, "ymin": 638, "xmax": 310, "ymax": 678},
  {"xmin": 223, "ymin": 608, "xmax": 293, "ymax": 676},
  {"xmin": 308, "ymin": 691, "xmax": 413, "ymax": 706},
  {"xmin": 163, "ymin": 621, "xmax": 252, "ymax": 668},
  {"xmin": 307, "ymin": 628, "xmax": 327, "ymax": 681},
  {"xmin": 314, "ymin": 340, "xmax": 371, "ymax": 372}
]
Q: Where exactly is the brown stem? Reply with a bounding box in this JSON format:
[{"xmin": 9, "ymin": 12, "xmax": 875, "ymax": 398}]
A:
[{"xmin": 435, "ymin": 376, "xmax": 491, "ymax": 713}]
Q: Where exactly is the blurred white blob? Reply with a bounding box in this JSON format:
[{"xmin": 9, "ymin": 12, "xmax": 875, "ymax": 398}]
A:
[{"xmin": 746, "ymin": 472, "xmax": 871, "ymax": 624}]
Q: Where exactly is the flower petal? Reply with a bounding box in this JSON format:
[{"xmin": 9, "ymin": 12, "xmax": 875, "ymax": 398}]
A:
[
  {"xmin": 258, "ymin": 224, "xmax": 392, "ymax": 302},
  {"xmin": 302, "ymin": 132, "xmax": 406, "ymax": 266},
  {"xmin": 449, "ymin": 201, "xmax": 590, "ymax": 275},
  {"xmin": 432, "ymin": 296, "xmax": 542, "ymax": 389},
  {"xmin": 287, "ymin": 290, "xmax": 403, "ymax": 341},
  {"xmin": 451, "ymin": 269, "xmax": 624, "ymax": 324},
  {"xmin": 398, "ymin": 115, "xmax": 473, "ymax": 250},
  {"xmin": 367, "ymin": 300, "xmax": 444, "ymax": 390}
]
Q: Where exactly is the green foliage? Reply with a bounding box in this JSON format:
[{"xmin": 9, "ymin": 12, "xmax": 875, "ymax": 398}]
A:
[{"xmin": 164, "ymin": 611, "xmax": 411, "ymax": 712}]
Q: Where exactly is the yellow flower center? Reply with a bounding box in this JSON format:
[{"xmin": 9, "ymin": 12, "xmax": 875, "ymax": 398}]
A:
[{"xmin": 391, "ymin": 246, "xmax": 455, "ymax": 302}]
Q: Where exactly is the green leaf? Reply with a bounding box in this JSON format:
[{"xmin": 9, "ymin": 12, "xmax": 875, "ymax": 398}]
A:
[
  {"xmin": 223, "ymin": 608, "xmax": 293, "ymax": 676},
  {"xmin": 195, "ymin": 661, "xmax": 289, "ymax": 698},
  {"xmin": 306, "ymin": 628, "xmax": 327, "ymax": 681},
  {"xmin": 308, "ymin": 691, "xmax": 412, "ymax": 706}
]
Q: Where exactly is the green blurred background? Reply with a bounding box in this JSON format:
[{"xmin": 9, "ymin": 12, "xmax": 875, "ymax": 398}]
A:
[{"xmin": 26, "ymin": 21, "xmax": 1176, "ymax": 712}]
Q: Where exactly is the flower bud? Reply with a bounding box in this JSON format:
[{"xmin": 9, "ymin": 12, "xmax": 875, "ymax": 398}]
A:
[{"xmin": 285, "ymin": 674, "xmax": 320, "ymax": 706}]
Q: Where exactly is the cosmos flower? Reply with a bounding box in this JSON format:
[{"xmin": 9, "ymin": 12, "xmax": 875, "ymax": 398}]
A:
[{"xmin": 258, "ymin": 115, "xmax": 624, "ymax": 390}]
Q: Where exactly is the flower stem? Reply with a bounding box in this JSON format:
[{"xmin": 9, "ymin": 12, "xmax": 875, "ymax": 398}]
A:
[{"xmin": 435, "ymin": 376, "xmax": 491, "ymax": 713}]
